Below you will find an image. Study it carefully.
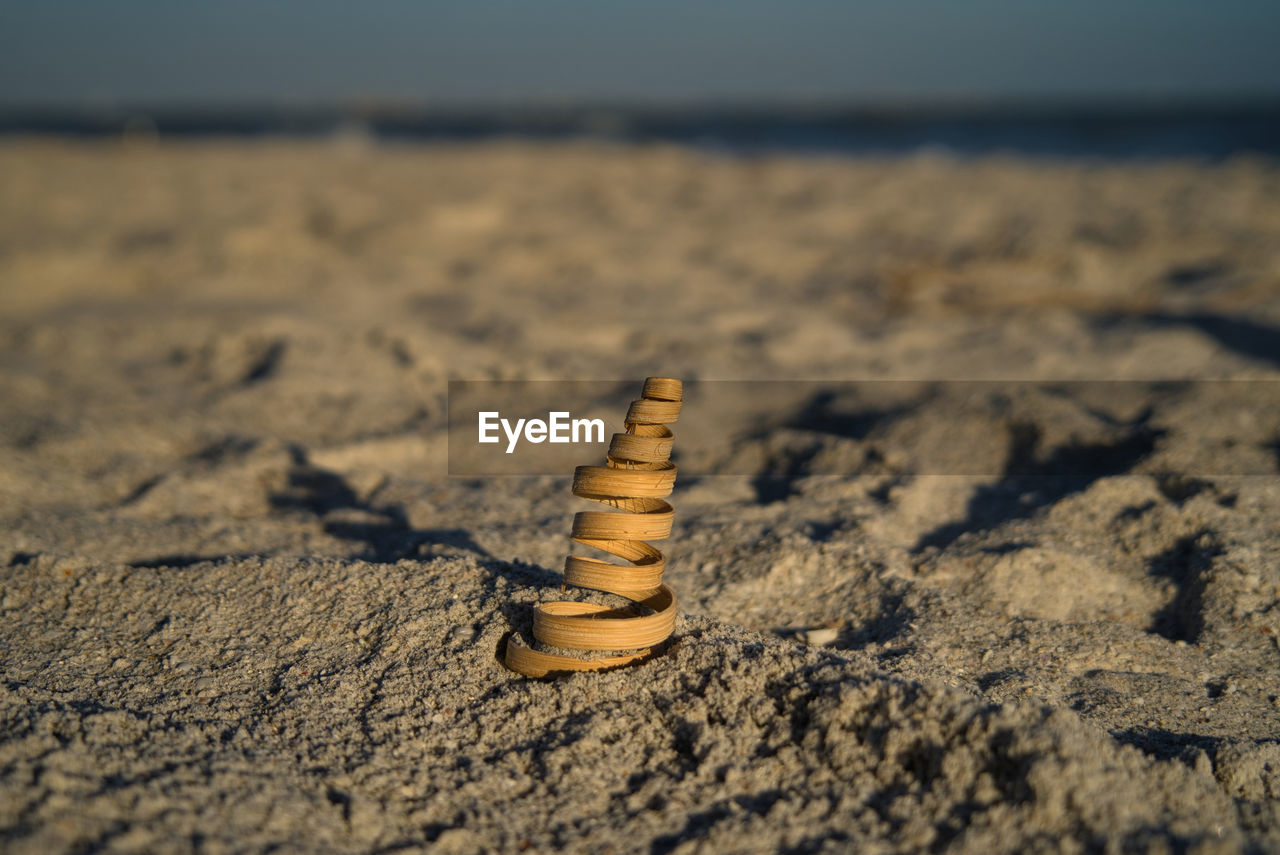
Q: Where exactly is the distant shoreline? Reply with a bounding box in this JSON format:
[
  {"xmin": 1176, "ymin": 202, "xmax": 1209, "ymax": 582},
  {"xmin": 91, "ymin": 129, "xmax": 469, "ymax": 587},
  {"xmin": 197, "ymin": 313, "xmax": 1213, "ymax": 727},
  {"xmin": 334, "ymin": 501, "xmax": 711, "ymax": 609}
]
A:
[{"xmin": 2, "ymin": 99, "xmax": 1278, "ymax": 159}]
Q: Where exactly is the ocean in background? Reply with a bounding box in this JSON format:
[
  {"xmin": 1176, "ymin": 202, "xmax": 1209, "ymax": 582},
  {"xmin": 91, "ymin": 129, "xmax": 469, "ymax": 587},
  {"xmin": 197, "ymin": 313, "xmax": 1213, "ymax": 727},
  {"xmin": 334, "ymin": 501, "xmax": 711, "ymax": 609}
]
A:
[{"xmin": 2, "ymin": 101, "xmax": 1278, "ymax": 159}]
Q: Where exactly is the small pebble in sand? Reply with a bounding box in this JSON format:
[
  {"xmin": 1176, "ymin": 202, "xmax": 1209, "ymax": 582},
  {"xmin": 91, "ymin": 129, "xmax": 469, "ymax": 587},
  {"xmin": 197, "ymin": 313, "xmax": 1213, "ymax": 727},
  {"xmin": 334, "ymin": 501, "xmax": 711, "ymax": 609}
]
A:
[{"xmin": 804, "ymin": 627, "xmax": 839, "ymax": 646}]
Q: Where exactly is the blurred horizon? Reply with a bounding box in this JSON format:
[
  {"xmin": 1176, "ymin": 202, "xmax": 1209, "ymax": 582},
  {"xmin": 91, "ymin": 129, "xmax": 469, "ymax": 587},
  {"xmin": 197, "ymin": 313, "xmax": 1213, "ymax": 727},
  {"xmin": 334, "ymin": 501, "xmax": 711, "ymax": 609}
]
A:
[
  {"xmin": 3, "ymin": 98, "xmax": 1278, "ymax": 160},
  {"xmin": 3, "ymin": 2, "xmax": 1278, "ymax": 158}
]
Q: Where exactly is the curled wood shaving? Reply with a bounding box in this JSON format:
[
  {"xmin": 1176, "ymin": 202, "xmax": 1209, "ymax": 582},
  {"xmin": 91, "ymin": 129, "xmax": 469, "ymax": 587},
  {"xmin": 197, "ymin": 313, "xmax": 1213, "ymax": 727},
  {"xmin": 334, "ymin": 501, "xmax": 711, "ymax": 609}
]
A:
[{"xmin": 504, "ymin": 377, "xmax": 682, "ymax": 677}]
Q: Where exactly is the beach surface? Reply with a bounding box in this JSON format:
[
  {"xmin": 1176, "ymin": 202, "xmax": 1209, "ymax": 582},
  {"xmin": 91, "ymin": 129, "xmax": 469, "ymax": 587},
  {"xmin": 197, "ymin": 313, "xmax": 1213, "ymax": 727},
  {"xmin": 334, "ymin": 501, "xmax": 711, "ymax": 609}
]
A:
[{"xmin": 2, "ymin": 139, "xmax": 1279, "ymax": 853}]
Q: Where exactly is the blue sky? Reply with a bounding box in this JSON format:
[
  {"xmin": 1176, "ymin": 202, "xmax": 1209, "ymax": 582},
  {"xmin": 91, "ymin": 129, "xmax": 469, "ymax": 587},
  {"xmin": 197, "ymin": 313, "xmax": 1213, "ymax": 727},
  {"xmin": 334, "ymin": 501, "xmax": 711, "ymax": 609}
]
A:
[{"xmin": 1, "ymin": 1, "xmax": 1278, "ymax": 105}]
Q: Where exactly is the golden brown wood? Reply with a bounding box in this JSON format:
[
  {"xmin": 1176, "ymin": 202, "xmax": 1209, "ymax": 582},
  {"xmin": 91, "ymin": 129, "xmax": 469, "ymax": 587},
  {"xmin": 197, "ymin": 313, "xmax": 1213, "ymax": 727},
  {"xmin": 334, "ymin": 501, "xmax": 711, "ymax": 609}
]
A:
[{"xmin": 504, "ymin": 377, "xmax": 682, "ymax": 677}]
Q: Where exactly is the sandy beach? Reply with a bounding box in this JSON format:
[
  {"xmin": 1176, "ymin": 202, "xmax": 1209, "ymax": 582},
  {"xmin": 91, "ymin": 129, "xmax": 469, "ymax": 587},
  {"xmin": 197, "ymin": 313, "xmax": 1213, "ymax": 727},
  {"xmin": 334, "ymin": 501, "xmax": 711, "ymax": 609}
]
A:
[{"xmin": 2, "ymin": 139, "xmax": 1279, "ymax": 853}]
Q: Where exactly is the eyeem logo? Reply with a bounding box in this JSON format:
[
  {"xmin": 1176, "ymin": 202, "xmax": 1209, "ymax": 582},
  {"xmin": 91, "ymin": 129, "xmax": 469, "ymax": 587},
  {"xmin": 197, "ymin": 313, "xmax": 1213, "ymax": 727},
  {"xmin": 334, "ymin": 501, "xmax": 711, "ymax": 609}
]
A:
[
  {"xmin": 453, "ymin": 378, "xmax": 1280, "ymax": 476},
  {"xmin": 478, "ymin": 411, "xmax": 606, "ymax": 454}
]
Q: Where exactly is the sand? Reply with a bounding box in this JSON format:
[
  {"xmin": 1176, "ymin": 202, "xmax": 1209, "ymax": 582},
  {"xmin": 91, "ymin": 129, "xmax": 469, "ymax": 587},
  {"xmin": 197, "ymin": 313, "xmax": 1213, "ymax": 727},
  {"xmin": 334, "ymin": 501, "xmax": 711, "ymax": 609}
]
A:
[{"xmin": 1, "ymin": 139, "xmax": 1279, "ymax": 853}]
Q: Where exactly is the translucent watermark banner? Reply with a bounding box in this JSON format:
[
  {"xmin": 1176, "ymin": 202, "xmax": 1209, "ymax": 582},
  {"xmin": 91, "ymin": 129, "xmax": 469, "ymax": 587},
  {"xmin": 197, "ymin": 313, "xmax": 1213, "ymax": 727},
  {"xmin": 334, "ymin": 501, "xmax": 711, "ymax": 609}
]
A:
[{"xmin": 448, "ymin": 380, "xmax": 1280, "ymax": 477}]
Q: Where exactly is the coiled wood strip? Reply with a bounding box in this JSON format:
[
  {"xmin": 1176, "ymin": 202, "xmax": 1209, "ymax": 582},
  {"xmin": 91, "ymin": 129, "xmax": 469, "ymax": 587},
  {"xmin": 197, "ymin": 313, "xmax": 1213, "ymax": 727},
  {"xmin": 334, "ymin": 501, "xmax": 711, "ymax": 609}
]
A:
[{"xmin": 504, "ymin": 377, "xmax": 682, "ymax": 677}]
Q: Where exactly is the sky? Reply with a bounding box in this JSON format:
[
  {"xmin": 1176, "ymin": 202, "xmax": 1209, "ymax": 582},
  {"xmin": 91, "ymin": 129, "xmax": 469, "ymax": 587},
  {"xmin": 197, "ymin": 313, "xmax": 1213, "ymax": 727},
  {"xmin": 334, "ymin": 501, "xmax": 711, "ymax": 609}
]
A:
[{"xmin": 1, "ymin": 1, "xmax": 1278, "ymax": 106}]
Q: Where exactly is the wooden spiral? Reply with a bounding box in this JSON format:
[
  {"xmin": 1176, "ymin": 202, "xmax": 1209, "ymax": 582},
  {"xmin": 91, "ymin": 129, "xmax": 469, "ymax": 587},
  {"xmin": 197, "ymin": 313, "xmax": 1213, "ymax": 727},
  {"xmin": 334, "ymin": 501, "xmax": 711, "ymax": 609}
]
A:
[{"xmin": 504, "ymin": 377, "xmax": 682, "ymax": 677}]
